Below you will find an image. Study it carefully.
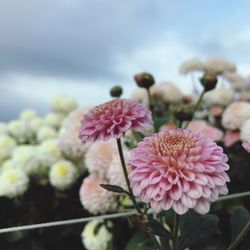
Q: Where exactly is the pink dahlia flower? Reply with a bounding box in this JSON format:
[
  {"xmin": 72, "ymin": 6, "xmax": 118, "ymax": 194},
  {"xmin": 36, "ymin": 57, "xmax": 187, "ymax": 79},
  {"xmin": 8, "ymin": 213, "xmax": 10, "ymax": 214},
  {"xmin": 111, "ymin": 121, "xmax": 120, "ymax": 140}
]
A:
[
  {"xmin": 79, "ymin": 175, "xmax": 116, "ymax": 214},
  {"xmin": 79, "ymin": 99, "xmax": 152, "ymax": 142},
  {"xmin": 242, "ymin": 141, "xmax": 250, "ymax": 153},
  {"xmin": 129, "ymin": 129, "xmax": 230, "ymax": 215},
  {"xmin": 187, "ymin": 120, "xmax": 223, "ymax": 142}
]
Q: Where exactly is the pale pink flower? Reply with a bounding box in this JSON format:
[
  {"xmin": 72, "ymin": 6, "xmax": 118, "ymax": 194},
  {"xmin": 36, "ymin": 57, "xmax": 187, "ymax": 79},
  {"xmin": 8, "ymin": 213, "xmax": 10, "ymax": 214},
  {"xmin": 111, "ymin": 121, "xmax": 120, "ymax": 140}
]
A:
[
  {"xmin": 129, "ymin": 129, "xmax": 230, "ymax": 215},
  {"xmin": 85, "ymin": 140, "xmax": 118, "ymax": 179},
  {"xmin": 222, "ymin": 102, "xmax": 250, "ymax": 130},
  {"xmin": 242, "ymin": 141, "xmax": 250, "ymax": 153},
  {"xmin": 224, "ymin": 130, "xmax": 240, "ymax": 147},
  {"xmin": 79, "ymin": 175, "xmax": 116, "ymax": 214},
  {"xmin": 79, "ymin": 99, "xmax": 152, "ymax": 142},
  {"xmin": 187, "ymin": 120, "xmax": 223, "ymax": 141}
]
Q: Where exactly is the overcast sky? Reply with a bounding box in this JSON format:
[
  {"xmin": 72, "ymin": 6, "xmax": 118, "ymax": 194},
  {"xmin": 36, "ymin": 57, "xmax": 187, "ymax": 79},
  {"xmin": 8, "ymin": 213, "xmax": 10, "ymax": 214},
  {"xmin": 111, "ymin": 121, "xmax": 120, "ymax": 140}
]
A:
[{"xmin": 1, "ymin": 0, "xmax": 250, "ymax": 121}]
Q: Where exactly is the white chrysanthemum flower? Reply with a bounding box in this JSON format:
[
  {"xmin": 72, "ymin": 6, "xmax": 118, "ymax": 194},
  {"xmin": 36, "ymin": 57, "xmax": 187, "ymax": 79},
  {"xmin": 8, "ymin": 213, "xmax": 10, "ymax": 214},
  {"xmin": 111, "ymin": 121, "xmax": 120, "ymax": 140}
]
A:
[
  {"xmin": 19, "ymin": 109, "xmax": 37, "ymax": 121},
  {"xmin": 79, "ymin": 175, "xmax": 116, "ymax": 214},
  {"xmin": 81, "ymin": 220, "xmax": 112, "ymax": 250},
  {"xmin": 222, "ymin": 102, "xmax": 250, "ymax": 130},
  {"xmin": 1, "ymin": 159, "xmax": 15, "ymax": 172},
  {"xmin": 151, "ymin": 82, "xmax": 183, "ymax": 103},
  {"xmin": 85, "ymin": 140, "xmax": 118, "ymax": 179},
  {"xmin": 37, "ymin": 139, "xmax": 62, "ymax": 167},
  {"xmin": 37, "ymin": 126, "xmax": 57, "ymax": 142},
  {"xmin": 0, "ymin": 135, "xmax": 16, "ymax": 164},
  {"xmin": 0, "ymin": 122, "xmax": 7, "ymax": 135},
  {"xmin": 8, "ymin": 120, "xmax": 33, "ymax": 143},
  {"xmin": 0, "ymin": 169, "xmax": 29, "ymax": 198},
  {"xmin": 29, "ymin": 117, "xmax": 45, "ymax": 132},
  {"xmin": 179, "ymin": 58, "xmax": 205, "ymax": 74},
  {"xmin": 203, "ymin": 88, "xmax": 234, "ymax": 107},
  {"xmin": 49, "ymin": 160, "xmax": 78, "ymax": 190},
  {"xmin": 45, "ymin": 112, "xmax": 65, "ymax": 129},
  {"xmin": 57, "ymin": 107, "xmax": 90, "ymax": 159},
  {"xmin": 51, "ymin": 95, "xmax": 78, "ymax": 114},
  {"xmin": 12, "ymin": 146, "xmax": 40, "ymax": 175},
  {"xmin": 204, "ymin": 57, "xmax": 236, "ymax": 75},
  {"xmin": 131, "ymin": 88, "xmax": 149, "ymax": 106},
  {"xmin": 240, "ymin": 119, "xmax": 250, "ymax": 142}
]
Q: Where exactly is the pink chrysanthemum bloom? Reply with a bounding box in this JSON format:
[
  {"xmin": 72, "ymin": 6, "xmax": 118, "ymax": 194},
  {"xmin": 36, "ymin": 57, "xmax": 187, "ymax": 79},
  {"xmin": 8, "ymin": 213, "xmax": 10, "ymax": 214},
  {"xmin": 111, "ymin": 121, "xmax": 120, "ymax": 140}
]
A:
[
  {"xmin": 79, "ymin": 99, "xmax": 152, "ymax": 142},
  {"xmin": 129, "ymin": 129, "xmax": 230, "ymax": 215},
  {"xmin": 79, "ymin": 175, "xmax": 116, "ymax": 214},
  {"xmin": 242, "ymin": 141, "xmax": 250, "ymax": 153}
]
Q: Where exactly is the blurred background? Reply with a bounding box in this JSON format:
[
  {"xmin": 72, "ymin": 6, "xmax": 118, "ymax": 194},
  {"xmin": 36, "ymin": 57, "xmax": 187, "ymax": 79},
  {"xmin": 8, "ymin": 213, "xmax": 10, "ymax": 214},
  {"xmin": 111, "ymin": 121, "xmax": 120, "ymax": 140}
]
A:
[{"xmin": 1, "ymin": 0, "xmax": 250, "ymax": 121}]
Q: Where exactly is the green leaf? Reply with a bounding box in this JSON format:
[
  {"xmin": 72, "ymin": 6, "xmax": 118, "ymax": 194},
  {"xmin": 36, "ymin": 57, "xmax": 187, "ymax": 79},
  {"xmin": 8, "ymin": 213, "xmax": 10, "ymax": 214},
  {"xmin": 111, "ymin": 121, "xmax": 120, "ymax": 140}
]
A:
[
  {"xmin": 146, "ymin": 219, "xmax": 171, "ymax": 238},
  {"xmin": 100, "ymin": 184, "xmax": 129, "ymax": 195},
  {"xmin": 230, "ymin": 207, "xmax": 250, "ymax": 248},
  {"xmin": 177, "ymin": 211, "xmax": 219, "ymax": 250},
  {"xmin": 125, "ymin": 231, "xmax": 158, "ymax": 250}
]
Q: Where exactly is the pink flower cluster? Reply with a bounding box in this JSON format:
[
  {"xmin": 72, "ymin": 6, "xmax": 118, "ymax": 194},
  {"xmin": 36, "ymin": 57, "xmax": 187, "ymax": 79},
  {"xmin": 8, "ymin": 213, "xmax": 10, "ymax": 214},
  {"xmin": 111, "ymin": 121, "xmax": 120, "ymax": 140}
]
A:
[
  {"xmin": 129, "ymin": 129, "xmax": 230, "ymax": 215},
  {"xmin": 79, "ymin": 99, "xmax": 152, "ymax": 142}
]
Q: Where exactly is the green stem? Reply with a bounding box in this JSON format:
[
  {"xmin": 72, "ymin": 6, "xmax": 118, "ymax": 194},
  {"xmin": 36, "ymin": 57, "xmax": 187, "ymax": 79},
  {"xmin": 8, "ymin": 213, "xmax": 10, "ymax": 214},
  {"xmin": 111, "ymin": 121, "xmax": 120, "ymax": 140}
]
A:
[
  {"xmin": 227, "ymin": 220, "xmax": 250, "ymax": 250},
  {"xmin": 184, "ymin": 90, "xmax": 205, "ymax": 129},
  {"xmin": 146, "ymin": 88, "xmax": 157, "ymax": 132},
  {"xmin": 172, "ymin": 213, "xmax": 179, "ymax": 250},
  {"xmin": 116, "ymin": 138, "xmax": 142, "ymax": 214},
  {"xmin": 216, "ymin": 191, "xmax": 250, "ymax": 202}
]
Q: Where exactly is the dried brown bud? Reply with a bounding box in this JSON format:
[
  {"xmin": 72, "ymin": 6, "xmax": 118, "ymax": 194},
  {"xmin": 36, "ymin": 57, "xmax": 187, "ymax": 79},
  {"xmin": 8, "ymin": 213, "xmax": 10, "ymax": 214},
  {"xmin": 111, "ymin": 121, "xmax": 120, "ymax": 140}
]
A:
[{"xmin": 134, "ymin": 72, "xmax": 155, "ymax": 89}]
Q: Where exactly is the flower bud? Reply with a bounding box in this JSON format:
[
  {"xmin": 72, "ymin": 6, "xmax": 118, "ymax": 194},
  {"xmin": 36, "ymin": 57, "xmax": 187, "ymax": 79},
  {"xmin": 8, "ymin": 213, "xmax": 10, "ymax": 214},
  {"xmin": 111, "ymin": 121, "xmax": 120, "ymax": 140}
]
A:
[
  {"xmin": 200, "ymin": 73, "xmax": 218, "ymax": 92},
  {"xmin": 134, "ymin": 72, "xmax": 155, "ymax": 89},
  {"xmin": 174, "ymin": 107, "xmax": 193, "ymax": 122},
  {"xmin": 110, "ymin": 85, "xmax": 123, "ymax": 98}
]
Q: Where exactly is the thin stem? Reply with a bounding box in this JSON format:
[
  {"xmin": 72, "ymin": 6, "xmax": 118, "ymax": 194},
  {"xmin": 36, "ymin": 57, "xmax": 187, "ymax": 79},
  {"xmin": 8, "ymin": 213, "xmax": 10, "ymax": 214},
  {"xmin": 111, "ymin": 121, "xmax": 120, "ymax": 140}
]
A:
[
  {"xmin": 172, "ymin": 213, "xmax": 179, "ymax": 250},
  {"xmin": 227, "ymin": 220, "xmax": 250, "ymax": 250},
  {"xmin": 216, "ymin": 191, "xmax": 250, "ymax": 202},
  {"xmin": 184, "ymin": 90, "xmax": 205, "ymax": 129},
  {"xmin": 146, "ymin": 88, "xmax": 157, "ymax": 132},
  {"xmin": 116, "ymin": 138, "xmax": 142, "ymax": 214}
]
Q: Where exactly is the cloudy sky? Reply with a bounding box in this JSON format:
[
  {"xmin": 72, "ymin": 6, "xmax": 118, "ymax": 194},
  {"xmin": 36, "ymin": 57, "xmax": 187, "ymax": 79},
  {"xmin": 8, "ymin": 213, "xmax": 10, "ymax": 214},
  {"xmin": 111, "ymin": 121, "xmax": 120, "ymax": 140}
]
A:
[{"xmin": 0, "ymin": 0, "xmax": 250, "ymax": 121}]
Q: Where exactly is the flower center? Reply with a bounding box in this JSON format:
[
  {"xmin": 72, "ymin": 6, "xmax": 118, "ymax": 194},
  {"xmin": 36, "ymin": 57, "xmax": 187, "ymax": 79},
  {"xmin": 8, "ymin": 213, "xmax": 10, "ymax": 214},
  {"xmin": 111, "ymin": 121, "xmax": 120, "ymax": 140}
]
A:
[{"xmin": 95, "ymin": 99, "xmax": 122, "ymax": 114}]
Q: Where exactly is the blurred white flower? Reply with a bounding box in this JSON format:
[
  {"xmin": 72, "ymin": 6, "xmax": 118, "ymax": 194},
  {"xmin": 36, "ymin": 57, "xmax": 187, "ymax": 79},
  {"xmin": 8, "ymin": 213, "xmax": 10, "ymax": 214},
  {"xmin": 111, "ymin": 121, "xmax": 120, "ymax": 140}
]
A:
[
  {"xmin": 203, "ymin": 88, "xmax": 234, "ymax": 107},
  {"xmin": 29, "ymin": 117, "xmax": 45, "ymax": 132},
  {"xmin": 51, "ymin": 95, "xmax": 78, "ymax": 114},
  {"xmin": 19, "ymin": 109, "xmax": 37, "ymax": 121},
  {"xmin": 45, "ymin": 112, "xmax": 65, "ymax": 129},
  {"xmin": 37, "ymin": 126, "xmax": 57, "ymax": 142},
  {"xmin": 0, "ymin": 135, "xmax": 16, "ymax": 164},
  {"xmin": 81, "ymin": 220, "xmax": 112, "ymax": 250},
  {"xmin": 240, "ymin": 119, "xmax": 250, "ymax": 142},
  {"xmin": 0, "ymin": 169, "xmax": 29, "ymax": 198},
  {"xmin": 79, "ymin": 175, "xmax": 116, "ymax": 214},
  {"xmin": 151, "ymin": 82, "xmax": 183, "ymax": 103},
  {"xmin": 179, "ymin": 58, "xmax": 205, "ymax": 74},
  {"xmin": 131, "ymin": 88, "xmax": 149, "ymax": 106},
  {"xmin": 57, "ymin": 107, "xmax": 90, "ymax": 159},
  {"xmin": 49, "ymin": 160, "xmax": 78, "ymax": 190},
  {"xmin": 222, "ymin": 102, "xmax": 250, "ymax": 130},
  {"xmin": 8, "ymin": 120, "xmax": 33, "ymax": 143},
  {"xmin": 12, "ymin": 146, "xmax": 40, "ymax": 175},
  {"xmin": 38, "ymin": 139, "xmax": 62, "ymax": 167},
  {"xmin": 204, "ymin": 57, "xmax": 236, "ymax": 75},
  {"xmin": 0, "ymin": 122, "xmax": 8, "ymax": 135},
  {"xmin": 1, "ymin": 159, "xmax": 15, "ymax": 172}
]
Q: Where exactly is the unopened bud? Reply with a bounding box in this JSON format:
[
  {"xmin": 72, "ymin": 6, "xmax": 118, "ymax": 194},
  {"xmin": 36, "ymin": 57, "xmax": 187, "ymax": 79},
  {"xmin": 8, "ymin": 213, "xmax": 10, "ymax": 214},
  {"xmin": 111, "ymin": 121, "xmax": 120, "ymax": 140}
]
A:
[
  {"xmin": 134, "ymin": 72, "xmax": 155, "ymax": 89},
  {"xmin": 174, "ymin": 107, "xmax": 193, "ymax": 122},
  {"xmin": 110, "ymin": 85, "xmax": 123, "ymax": 98},
  {"xmin": 200, "ymin": 73, "xmax": 218, "ymax": 92}
]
